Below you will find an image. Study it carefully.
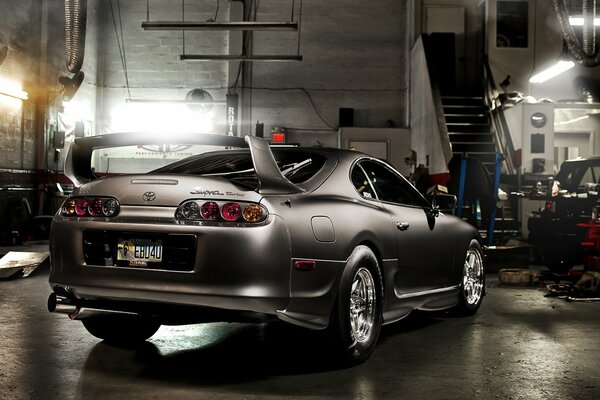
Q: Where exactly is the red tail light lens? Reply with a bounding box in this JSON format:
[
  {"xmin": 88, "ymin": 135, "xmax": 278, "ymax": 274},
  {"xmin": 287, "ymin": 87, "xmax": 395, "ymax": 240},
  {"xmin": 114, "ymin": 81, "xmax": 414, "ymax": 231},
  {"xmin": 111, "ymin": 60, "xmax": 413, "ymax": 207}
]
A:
[
  {"xmin": 87, "ymin": 198, "xmax": 104, "ymax": 216},
  {"xmin": 75, "ymin": 199, "xmax": 89, "ymax": 216},
  {"xmin": 200, "ymin": 202, "xmax": 220, "ymax": 220},
  {"xmin": 221, "ymin": 202, "xmax": 242, "ymax": 222}
]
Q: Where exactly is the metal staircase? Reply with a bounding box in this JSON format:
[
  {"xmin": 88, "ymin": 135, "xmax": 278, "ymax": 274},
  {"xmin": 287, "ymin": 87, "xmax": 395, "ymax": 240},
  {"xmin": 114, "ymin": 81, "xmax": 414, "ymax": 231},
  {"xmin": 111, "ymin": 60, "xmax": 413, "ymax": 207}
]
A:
[
  {"xmin": 443, "ymin": 96, "xmax": 497, "ymax": 174},
  {"xmin": 419, "ymin": 33, "xmax": 521, "ymax": 243},
  {"xmin": 443, "ymin": 95, "xmax": 520, "ymax": 242}
]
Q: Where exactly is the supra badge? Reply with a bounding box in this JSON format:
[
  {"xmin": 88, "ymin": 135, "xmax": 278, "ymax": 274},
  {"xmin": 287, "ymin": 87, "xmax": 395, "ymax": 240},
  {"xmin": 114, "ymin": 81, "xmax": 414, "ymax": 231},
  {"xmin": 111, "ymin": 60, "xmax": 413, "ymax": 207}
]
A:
[{"xmin": 142, "ymin": 191, "xmax": 156, "ymax": 202}]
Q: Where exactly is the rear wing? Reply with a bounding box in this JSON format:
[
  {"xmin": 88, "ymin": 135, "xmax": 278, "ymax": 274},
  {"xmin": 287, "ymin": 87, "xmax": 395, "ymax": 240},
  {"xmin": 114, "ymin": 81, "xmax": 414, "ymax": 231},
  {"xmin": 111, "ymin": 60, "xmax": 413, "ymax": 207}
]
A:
[{"xmin": 64, "ymin": 132, "xmax": 302, "ymax": 194}]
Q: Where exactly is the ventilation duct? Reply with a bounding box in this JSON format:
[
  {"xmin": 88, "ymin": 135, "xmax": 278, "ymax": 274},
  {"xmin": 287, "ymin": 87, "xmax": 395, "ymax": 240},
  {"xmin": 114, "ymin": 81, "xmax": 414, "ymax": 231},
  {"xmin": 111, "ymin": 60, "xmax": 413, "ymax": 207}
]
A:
[
  {"xmin": 552, "ymin": 0, "xmax": 600, "ymax": 67},
  {"xmin": 65, "ymin": 0, "xmax": 87, "ymax": 73}
]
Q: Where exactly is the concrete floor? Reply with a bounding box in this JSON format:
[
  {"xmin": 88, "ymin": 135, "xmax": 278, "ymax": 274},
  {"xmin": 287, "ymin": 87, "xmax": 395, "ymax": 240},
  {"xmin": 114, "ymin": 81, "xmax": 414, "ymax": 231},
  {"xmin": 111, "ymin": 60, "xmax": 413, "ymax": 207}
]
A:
[{"xmin": 1, "ymin": 264, "xmax": 600, "ymax": 399}]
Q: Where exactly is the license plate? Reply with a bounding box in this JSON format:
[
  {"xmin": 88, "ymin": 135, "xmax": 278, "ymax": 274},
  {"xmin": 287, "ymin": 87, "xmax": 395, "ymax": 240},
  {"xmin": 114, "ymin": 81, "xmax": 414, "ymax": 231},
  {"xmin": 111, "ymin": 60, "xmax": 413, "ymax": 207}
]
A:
[{"xmin": 117, "ymin": 238, "xmax": 163, "ymax": 264}]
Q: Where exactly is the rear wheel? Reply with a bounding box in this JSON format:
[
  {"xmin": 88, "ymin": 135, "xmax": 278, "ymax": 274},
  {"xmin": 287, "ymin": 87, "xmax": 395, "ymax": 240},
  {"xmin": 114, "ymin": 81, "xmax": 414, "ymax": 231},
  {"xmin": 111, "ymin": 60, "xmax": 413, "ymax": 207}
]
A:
[
  {"xmin": 452, "ymin": 239, "xmax": 485, "ymax": 316},
  {"xmin": 327, "ymin": 246, "xmax": 383, "ymax": 365},
  {"xmin": 82, "ymin": 315, "xmax": 160, "ymax": 345}
]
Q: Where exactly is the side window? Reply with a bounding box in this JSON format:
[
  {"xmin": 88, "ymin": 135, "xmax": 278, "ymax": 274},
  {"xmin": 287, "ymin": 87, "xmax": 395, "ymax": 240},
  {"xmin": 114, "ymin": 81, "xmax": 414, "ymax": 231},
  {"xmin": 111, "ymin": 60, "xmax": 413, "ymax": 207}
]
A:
[
  {"xmin": 580, "ymin": 166, "xmax": 600, "ymax": 188},
  {"xmin": 351, "ymin": 165, "xmax": 376, "ymax": 199},
  {"xmin": 360, "ymin": 160, "xmax": 426, "ymax": 207}
]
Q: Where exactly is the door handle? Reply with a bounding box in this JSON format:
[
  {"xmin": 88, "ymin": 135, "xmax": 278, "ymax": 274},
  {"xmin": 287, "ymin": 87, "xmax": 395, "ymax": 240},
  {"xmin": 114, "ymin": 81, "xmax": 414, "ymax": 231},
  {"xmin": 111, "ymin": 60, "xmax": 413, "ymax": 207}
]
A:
[{"xmin": 396, "ymin": 221, "xmax": 410, "ymax": 231}]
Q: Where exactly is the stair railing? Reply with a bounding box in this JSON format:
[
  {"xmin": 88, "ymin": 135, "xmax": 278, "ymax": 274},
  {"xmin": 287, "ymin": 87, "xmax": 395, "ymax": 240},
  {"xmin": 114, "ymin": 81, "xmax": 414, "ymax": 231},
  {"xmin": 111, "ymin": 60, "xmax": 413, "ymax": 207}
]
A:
[{"xmin": 483, "ymin": 57, "xmax": 517, "ymax": 176}]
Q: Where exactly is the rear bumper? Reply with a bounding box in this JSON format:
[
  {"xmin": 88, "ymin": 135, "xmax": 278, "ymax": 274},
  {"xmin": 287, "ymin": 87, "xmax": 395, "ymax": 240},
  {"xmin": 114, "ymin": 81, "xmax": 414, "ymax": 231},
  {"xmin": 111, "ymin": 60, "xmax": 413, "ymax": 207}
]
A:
[
  {"xmin": 49, "ymin": 213, "xmax": 345, "ymax": 329},
  {"xmin": 50, "ymin": 214, "xmax": 292, "ymax": 316}
]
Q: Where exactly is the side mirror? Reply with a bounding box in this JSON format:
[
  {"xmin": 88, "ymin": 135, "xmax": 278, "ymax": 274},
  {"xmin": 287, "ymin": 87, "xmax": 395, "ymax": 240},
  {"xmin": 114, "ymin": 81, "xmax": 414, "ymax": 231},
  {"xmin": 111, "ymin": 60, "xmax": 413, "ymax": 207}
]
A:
[{"xmin": 432, "ymin": 194, "xmax": 457, "ymax": 213}]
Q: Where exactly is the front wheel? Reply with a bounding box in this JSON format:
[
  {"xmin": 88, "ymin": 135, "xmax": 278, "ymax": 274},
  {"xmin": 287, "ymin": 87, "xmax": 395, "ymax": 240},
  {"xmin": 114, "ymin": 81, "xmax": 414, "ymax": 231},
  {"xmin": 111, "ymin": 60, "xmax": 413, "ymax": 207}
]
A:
[
  {"xmin": 327, "ymin": 246, "xmax": 383, "ymax": 365},
  {"xmin": 82, "ymin": 315, "xmax": 161, "ymax": 345},
  {"xmin": 452, "ymin": 239, "xmax": 485, "ymax": 316}
]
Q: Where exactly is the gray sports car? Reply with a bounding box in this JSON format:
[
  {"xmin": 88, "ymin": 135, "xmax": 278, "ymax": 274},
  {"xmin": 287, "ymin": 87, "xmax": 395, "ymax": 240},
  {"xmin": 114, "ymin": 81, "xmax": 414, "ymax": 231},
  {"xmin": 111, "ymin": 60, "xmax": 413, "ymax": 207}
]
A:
[{"xmin": 48, "ymin": 133, "xmax": 485, "ymax": 364}]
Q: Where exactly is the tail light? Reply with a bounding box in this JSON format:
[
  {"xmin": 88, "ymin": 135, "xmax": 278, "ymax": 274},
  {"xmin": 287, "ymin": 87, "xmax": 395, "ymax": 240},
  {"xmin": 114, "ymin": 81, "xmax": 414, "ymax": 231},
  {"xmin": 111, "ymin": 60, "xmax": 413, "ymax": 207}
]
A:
[
  {"xmin": 176, "ymin": 200, "xmax": 268, "ymax": 224},
  {"xmin": 221, "ymin": 202, "xmax": 242, "ymax": 222},
  {"xmin": 200, "ymin": 201, "xmax": 220, "ymax": 220},
  {"xmin": 61, "ymin": 197, "xmax": 120, "ymax": 218}
]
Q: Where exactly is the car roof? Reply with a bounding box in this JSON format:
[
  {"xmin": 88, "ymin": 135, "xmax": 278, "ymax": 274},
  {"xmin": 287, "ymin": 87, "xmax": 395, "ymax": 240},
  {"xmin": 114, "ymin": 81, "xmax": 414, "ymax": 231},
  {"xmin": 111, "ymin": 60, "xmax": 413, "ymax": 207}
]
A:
[{"xmin": 560, "ymin": 156, "xmax": 600, "ymax": 166}]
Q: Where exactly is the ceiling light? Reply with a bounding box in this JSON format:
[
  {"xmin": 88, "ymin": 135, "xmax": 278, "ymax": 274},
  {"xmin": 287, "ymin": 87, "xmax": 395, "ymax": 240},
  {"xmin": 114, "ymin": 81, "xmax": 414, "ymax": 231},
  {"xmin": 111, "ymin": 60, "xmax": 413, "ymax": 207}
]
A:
[
  {"xmin": 529, "ymin": 60, "xmax": 575, "ymax": 83},
  {"xmin": 556, "ymin": 115, "xmax": 589, "ymax": 125},
  {"xmin": 125, "ymin": 98, "xmax": 225, "ymax": 105},
  {"xmin": 180, "ymin": 54, "xmax": 303, "ymax": 62},
  {"xmin": 142, "ymin": 21, "xmax": 298, "ymax": 31},
  {"xmin": 569, "ymin": 17, "xmax": 600, "ymax": 26},
  {"xmin": 0, "ymin": 78, "xmax": 28, "ymax": 100}
]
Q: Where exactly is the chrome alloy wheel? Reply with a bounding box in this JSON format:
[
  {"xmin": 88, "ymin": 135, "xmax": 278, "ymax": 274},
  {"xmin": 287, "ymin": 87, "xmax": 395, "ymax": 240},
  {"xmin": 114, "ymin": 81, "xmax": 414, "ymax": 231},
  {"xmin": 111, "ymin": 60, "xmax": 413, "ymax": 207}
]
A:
[
  {"xmin": 349, "ymin": 267, "xmax": 376, "ymax": 343},
  {"xmin": 463, "ymin": 248, "xmax": 484, "ymax": 306}
]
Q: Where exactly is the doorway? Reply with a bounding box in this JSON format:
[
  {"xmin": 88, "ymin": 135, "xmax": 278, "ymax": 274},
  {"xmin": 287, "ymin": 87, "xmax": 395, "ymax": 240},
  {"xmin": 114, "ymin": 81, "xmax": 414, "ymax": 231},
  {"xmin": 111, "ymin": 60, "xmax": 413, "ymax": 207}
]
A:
[
  {"xmin": 423, "ymin": 5, "xmax": 466, "ymax": 94},
  {"xmin": 554, "ymin": 131, "xmax": 594, "ymax": 169}
]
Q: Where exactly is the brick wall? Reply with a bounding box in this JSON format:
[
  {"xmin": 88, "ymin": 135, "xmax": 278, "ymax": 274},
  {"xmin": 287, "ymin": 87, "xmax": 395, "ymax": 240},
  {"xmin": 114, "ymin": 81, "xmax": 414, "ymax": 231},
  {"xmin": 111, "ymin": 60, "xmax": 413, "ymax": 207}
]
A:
[
  {"xmin": 95, "ymin": 0, "xmax": 231, "ymax": 134},
  {"xmin": 92, "ymin": 0, "xmax": 409, "ymax": 141},
  {"xmin": 0, "ymin": 0, "xmax": 41, "ymax": 169},
  {"xmin": 0, "ymin": 0, "xmax": 65, "ymax": 243}
]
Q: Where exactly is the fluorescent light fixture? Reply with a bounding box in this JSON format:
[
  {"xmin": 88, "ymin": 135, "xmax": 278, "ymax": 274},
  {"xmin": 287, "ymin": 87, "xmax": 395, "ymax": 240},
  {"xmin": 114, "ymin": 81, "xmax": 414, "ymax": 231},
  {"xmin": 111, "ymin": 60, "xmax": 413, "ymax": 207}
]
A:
[
  {"xmin": 529, "ymin": 60, "xmax": 575, "ymax": 83},
  {"xmin": 126, "ymin": 98, "xmax": 225, "ymax": 105},
  {"xmin": 142, "ymin": 21, "xmax": 298, "ymax": 31},
  {"xmin": 556, "ymin": 115, "xmax": 589, "ymax": 125},
  {"xmin": 180, "ymin": 54, "xmax": 303, "ymax": 61},
  {"xmin": 0, "ymin": 78, "xmax": 28, "ymax": 100},
  {"xmin": 569, "ymin": 17, "xmax": 600, "ymax": 26}
]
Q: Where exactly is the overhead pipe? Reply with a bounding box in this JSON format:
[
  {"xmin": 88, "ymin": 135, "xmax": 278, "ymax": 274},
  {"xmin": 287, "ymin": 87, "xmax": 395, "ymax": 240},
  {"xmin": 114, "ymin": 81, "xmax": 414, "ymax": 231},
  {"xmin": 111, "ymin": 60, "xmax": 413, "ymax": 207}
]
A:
[
  {"xmin": 552, "ymin": 0, "xmax": 600, "ymax": 67},
  {"xmin": 65, "ymin": 0, "xmax": 87, "ymax": 73},
  {"xmin": 582, "ymin": 0, "xmax": 597, "ymax": 56}
]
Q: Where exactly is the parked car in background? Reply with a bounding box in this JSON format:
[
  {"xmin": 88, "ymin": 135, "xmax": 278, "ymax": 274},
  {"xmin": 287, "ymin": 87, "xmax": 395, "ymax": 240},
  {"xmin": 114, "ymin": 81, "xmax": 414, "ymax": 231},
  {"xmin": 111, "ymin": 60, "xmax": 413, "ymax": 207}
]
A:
[
  {"xmin": 528, "ymin": 156, "xmax": 600, "ymax": 273},
  {"xmin": 48, "ymin": 133, "xmax": 485, "ymax": 364}
]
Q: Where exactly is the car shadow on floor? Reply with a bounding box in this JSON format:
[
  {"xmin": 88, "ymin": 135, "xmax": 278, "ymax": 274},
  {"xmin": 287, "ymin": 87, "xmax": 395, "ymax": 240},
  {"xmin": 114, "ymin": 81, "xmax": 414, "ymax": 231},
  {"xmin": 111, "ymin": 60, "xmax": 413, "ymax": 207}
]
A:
[
  {"xmin": 81, "ymin": 322, "xmax": 339, "ymax": 385},
  {"xmin": 79, "ymin": 313, "xmax": 451, "ymax": 388}
]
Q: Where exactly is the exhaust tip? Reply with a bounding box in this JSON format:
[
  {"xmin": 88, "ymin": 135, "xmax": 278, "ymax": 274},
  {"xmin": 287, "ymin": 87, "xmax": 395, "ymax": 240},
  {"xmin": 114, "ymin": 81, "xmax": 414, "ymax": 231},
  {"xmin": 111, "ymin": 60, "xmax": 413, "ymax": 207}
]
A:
[
  {"xmin": 48, "ymin": 293, "xmax": 78, "ymax": 315},
  {"xmin": 47, "ymin": 293, "xmax": 58, "ymax": 312}
]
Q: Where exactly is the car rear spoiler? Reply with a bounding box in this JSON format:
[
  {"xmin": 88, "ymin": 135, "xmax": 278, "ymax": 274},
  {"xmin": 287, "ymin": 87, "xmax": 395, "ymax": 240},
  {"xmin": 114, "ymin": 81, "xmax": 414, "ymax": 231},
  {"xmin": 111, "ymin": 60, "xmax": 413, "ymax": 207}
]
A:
[{"xmin": 64, "ymin": 132, "xmax": 302, "ymax": 194}]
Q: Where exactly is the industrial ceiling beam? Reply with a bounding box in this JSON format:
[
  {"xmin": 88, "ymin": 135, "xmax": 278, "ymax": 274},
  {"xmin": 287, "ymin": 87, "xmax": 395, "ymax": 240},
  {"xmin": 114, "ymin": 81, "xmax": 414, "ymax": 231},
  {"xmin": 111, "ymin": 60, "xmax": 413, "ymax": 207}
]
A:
[
  {"xmin": 180, "ymin": 54, "xmax": 303, "ymax": 61},
  {"xmin": 142, "ymin": 21, "xmax": 298, "ymax": 31}
]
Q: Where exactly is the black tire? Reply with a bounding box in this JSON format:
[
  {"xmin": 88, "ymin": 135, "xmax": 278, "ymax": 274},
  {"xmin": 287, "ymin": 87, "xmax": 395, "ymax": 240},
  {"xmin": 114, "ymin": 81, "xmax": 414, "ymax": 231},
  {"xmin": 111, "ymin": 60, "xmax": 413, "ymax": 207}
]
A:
[
  {"xmin": 327, "ymin": 245, "xmax": 383, "ymax": 365},
  {"xmin": 452, "ymin": 239, "xmax": 485, "ymax": 316},
  {"xmin": 82, "ymin": 315, "xmax": 160, "ymax": 345}
]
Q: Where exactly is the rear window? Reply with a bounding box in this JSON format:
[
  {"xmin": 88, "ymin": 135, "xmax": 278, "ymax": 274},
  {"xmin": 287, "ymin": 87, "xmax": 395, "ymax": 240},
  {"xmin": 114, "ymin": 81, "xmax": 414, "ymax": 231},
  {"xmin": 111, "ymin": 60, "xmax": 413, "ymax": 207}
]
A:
[
  {"xmin": 90, "ymin": 144, "xmax": 225, "ymax": 174},
  {"xmin": 153, "ymin": 149, "xmax": 327, "ymax": 185},
  {"xmin": 558, "ymin": 163, "xmax": 600, "ymax": 192}
]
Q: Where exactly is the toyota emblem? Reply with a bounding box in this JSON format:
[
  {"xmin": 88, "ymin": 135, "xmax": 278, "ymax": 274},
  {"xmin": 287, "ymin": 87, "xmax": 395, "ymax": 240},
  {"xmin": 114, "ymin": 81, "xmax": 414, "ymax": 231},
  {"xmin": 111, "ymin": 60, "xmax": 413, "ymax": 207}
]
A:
[{"xmin": 142, "ymin": 191, "xmax": 156, "ymax": 202}]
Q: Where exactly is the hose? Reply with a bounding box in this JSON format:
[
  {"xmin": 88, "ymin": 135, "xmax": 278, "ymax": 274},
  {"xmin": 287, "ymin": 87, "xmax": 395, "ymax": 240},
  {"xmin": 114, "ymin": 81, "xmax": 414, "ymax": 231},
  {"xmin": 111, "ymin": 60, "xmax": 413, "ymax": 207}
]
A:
[
  {"xmin": 65, "ymin": 0, "xmax": 87, "ymax": 73},
  {"xmin": 552, "ymin": 0, "xmax": 600, "ymax": 67},
  {"xmin": 582, "ymin": 0, "xmax": 596, "ymax": 56}
]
